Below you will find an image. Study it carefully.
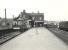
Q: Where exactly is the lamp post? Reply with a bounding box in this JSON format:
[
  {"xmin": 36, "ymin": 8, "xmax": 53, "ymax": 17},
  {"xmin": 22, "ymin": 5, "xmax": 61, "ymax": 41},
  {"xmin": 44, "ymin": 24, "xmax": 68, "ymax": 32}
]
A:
[{"xmin": 35, "ymin": 22, "xmax": 38, "ymax": 35}]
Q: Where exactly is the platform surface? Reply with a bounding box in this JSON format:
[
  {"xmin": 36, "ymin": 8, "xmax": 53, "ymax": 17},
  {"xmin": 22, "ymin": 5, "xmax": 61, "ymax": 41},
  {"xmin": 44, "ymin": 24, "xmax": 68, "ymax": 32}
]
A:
[{"xmin": 0, "ymin": 27, "xmax": 68, "ymax": 50}]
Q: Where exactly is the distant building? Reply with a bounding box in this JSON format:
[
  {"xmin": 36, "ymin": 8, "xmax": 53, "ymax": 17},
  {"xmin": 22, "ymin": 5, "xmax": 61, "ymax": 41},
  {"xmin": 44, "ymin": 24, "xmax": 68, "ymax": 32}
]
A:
[
  {"xmin": 0, "ymin": 18, "xmax": 13, "ymax": 30},
  {"xmin": 13, "ymin": 10, "xmax": 44, "ymax": 28},
  {"xmin": 44, "ymin": 21, "xmax": 58, "ymax": 28}
]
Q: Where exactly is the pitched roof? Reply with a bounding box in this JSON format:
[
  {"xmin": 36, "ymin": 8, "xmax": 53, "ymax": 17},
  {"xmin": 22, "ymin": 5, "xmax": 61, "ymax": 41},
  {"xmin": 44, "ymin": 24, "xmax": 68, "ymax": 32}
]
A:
[{"xmin": 14, "ymin": 12, "xmax": 44, "ymax": 20}]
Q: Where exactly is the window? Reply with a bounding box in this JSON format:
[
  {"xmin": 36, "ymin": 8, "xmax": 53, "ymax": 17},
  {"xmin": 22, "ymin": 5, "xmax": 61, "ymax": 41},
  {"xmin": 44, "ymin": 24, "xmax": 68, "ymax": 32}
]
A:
[
  {"xmin": 23, "ymin": 15, "xmax": 25, "ymax": 19},
  {"xmin": 40, "ymin": 17, "xmax": 42, "ymax": 20},
  {"xmin": 32, "ymin": 17, "xmax": 35, "ymax": 20}
]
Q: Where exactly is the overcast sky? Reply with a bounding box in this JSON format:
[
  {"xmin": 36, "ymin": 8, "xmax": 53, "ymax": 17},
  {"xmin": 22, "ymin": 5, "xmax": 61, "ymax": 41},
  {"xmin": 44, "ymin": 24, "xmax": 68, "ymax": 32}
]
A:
[{"xmin": 0, "ymin": 0, "xmax": 68, "ymax": 21}]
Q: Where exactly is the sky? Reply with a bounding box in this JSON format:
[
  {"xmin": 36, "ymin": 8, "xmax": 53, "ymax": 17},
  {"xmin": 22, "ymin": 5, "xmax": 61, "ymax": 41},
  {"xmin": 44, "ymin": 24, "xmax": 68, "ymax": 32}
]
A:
[{"xmin": 0, "ymin": 0, "xmax": 68, "ymax": 21}]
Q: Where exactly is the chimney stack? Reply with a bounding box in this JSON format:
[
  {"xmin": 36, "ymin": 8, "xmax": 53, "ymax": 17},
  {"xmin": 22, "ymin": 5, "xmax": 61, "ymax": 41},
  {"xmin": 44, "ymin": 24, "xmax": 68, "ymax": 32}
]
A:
[
  {"xmin": 5, "ymin": 8, "xmax": 7, "ymax": 24},
  {"xmin": 13, "ymin": 15, "xmax": 14, "ymax": 19}
]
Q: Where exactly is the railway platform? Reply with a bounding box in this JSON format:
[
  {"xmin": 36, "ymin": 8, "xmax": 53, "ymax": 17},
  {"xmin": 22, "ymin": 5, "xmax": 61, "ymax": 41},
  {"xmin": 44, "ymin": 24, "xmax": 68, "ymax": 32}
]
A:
[{"xmin": 0, "ymin": 27, "xmax": 68, "ymax": 50}]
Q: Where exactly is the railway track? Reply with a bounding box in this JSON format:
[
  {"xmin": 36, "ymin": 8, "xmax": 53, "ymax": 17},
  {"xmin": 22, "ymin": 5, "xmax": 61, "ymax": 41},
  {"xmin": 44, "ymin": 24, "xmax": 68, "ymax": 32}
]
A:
[
  {"xmin": 48, "ymin": 28, "xmax": 68, "ymax": 45},
  {"xmin": 0, "ymin": 28, "xmax": 28, "ymax": 45}
]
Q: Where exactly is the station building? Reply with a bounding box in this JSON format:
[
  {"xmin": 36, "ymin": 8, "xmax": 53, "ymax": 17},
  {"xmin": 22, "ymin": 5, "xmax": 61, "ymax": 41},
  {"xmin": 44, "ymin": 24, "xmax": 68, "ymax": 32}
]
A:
[{"xmin": 13, "ymin": 10, "xmax": 44, "ymax": 28}]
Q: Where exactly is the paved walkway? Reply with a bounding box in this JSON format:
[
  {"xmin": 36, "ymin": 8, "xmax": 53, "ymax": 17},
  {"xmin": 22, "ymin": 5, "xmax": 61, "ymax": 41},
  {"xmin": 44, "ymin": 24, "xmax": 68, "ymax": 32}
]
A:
[{"xmin": 0, "ymin": 27, "xmax": 68, "ymax": 50}]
